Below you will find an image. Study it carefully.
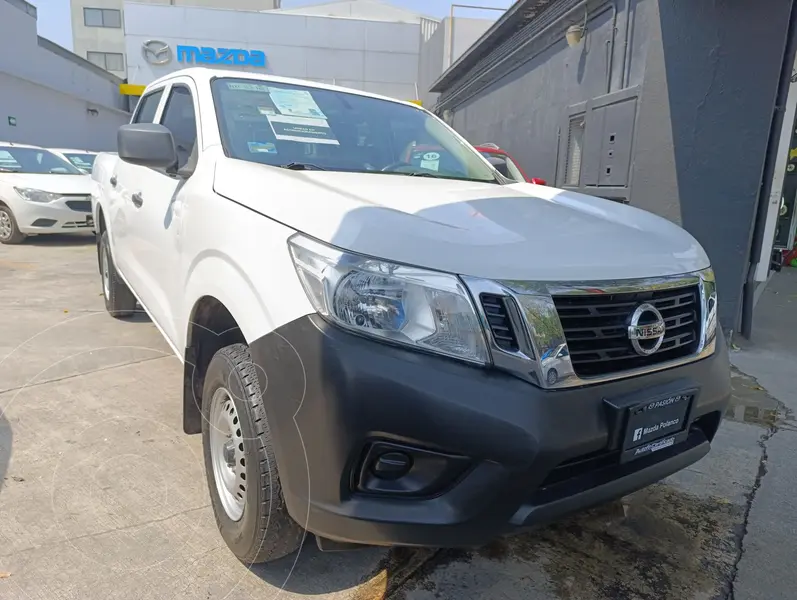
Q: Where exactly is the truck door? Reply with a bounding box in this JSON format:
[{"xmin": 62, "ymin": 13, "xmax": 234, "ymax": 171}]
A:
[
  {"xmin": 123, "ymin": 80, "xmax": 200, "ymax": 348},
  {"xmin": 109, "ymin": 88, "xmax": 165, "ymax": 281}
]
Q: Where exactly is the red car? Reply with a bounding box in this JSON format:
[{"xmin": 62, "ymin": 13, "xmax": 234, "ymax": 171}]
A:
[{"xmin": 403, "ymin": 143, "xmax": 546, "ymax": 185}]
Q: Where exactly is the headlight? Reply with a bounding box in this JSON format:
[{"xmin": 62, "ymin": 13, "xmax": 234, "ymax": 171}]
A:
[
  {"xmin": 14, "ymin": 188, "xmax": 60, "ymax": 203},
  {"xmin": 288, "ymin": 234, "xmax": 489, "ymax": 364},
  {"xmin": 699, "ymin": 268, "xmax": 718, "ymax": 350}
]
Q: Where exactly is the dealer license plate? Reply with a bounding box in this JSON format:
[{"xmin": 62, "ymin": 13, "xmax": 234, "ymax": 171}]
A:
[{"xmin": 621, "ymin": 392, "xmax": 693, "ymax": 462}]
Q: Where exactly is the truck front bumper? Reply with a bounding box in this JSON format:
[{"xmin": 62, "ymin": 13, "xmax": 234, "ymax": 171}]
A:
[{"xmin": 249, "ymin": 315, "xmax": 731, "ymax": 548}]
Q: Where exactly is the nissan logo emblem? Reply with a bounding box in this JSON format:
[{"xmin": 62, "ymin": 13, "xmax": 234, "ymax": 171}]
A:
[
  {"xmin": 627, "ymin": 303, "xmax": 666, "ymax": 356},
  {"xmin": 142, "ymin": 40, "xmax": 172, "ymax": 65}
]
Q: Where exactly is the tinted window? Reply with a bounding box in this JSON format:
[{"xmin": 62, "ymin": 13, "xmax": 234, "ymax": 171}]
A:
[
  {"xmin": 133, "ymin": 90, "xmax": 164, "ymax": 124},
  {"xmin": 159, "ymin": 85, "xmax": 197, "ymax": 169},
  {"xmin": 0, "ymin": 147, "xmax": 83, "ymax": 175},
  {"xmin": 211, "ymin": 78, "xmax": 499, "ymax": 183}
]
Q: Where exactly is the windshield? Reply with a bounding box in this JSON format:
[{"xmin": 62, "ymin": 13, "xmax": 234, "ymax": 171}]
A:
[
  {"xmin": 0, "ymin": 146, "xmax": 83, "ymax": 175},
  {"xmin": 211, "ymin": 78, "xmax": 499, "ymax": 183},
  {"xmin": 480, "ymin": 151, "xmax": 525, "ymax": 182},
  {"xmin": 62, "ymin": 153, "xmax": 96, "ymax": 173}
]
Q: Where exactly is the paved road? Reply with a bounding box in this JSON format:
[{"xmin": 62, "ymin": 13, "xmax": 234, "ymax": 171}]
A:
[{"xmin": 0, "ymin": 235, "xmax": 793, "ymax": 600}]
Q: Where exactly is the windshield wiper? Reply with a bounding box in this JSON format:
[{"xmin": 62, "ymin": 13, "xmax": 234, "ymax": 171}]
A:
[
  {"xmin": 400, "ymin": 171, "xmax": 440, "ymax": 178},
  {"xmin": 279, "ymin": 162, "xmax": 327, "ymax": 171},
  {"xmin": 388, "ymin": 171, "xmax": 500, "ymax": 184}
]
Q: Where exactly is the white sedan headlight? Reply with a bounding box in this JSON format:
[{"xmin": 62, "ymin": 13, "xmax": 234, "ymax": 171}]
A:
[
  {"xmin": 14, "ymin": 188, "xmax": 60, "ymax": 203},
  {"xmin": 288, "ymin": 234, "xmax": 489, "ymax": 364}
]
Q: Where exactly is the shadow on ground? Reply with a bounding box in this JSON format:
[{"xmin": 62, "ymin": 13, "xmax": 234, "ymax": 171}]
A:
[
  {"xmin": 22, "ymin": 234, "xmax": 94, "ymax": 247},
  {"xmin": 249, "ymin": 537, "xmax": 386, "ymax": 595},
  {"xmin": 343, "ymin": 484, "xmax": 742, "ymax": 600}
]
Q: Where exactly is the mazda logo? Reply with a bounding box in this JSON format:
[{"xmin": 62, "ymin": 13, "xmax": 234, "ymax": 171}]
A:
[
  {"xmin": 142, "ymin": 40, "xmax": 172, "ymax": 65},
  {"xmin": 627, "ymin": 303, "xmax": 666, "ymax": 356}
]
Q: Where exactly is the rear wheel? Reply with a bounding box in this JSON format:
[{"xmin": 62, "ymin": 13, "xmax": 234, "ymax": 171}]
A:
[
  {"xmin": 202, "ymin": 344, "xmax": 304, "ymax": 564},
  {"xmin": 0, "ymin": 205, "xmax": 25, "ymax": 244},
  {"xmin": 99, "ymin": 231, "xmax": 136, "ymax": 318}
]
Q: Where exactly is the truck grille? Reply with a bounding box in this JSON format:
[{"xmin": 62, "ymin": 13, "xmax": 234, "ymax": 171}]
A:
[{"xmin": 552, "ymin": 285, "xmax": 701, "ymax": 378}]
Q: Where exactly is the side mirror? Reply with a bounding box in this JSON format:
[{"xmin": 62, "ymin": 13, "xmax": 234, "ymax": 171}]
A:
[{"xmin": 117, "ymin": 123, "xmax": 177, "ymax": 170}]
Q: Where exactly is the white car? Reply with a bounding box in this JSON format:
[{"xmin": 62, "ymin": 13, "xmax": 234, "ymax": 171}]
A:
[
  {"xmin": 50, "ymin": 148, "xmax": 99, "ymax": 174},
  {"xmin": 0, "ymin": 142, "xmax": 94, "ymax": 244},
  {"xmin": 92, "ymin": 67, "xmax": 730, "ymax": 564}
]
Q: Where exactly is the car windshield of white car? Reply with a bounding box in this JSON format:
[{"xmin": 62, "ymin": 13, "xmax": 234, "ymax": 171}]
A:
[
  {"xmin": 63, "ymin": 153, "xmax": 96, "ymax": 173},
  {"xmin": 0, "ymin": 147, "xmax": 83, "ymax": 175},
  {"xmin": 210, "ymin": 77, "xmax": 499, "ymax": 183}
]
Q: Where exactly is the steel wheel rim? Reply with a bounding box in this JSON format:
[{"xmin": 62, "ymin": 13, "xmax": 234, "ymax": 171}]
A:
[
  {"xmin": 101, "ymin": 244, "xmax": 111, "ymax": 300},
  {"xmin": 0, "ymin": 210, "xmax": 12, "ymax": 241},
  {"xmin": 209, "ymin": 387, "xmax": 246, "ymax": 522}
]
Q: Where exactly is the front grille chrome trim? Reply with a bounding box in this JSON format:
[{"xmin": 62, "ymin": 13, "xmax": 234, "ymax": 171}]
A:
[{"xmin": 463, "ymin": 271, "xmax": 717, "ymax": 390}]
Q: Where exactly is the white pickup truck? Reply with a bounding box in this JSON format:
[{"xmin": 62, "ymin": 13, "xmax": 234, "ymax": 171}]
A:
[{"xmin": 91, "ymin": 67, "xmax": 730, "ymax": 564}]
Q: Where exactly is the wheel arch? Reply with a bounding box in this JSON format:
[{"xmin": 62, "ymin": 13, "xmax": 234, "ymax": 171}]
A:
[{"xmin": 182, "ymin": 295, "xmax": 248, "ymax": 434}]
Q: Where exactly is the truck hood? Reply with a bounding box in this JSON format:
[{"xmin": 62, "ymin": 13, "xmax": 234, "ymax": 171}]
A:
[
  {"xmin": 213, "ymin": 159, "xmax": 710, "ymax": 281},
  {"xmin": 0, "ymin": 173, "xmax": 92, "ymax": 195}
]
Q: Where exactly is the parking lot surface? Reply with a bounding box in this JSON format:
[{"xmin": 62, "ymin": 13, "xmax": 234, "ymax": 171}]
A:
[{"xmin": 1, "ymin": 235, "xmax": 795, "ymax": 600}]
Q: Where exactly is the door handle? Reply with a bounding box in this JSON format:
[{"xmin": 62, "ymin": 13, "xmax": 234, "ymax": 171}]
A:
[
  {"xmin": 110, "ymin": 174, "xmax": 117, "ymax": 187},
  {"xmin": 131, "ymin": 192, "xmax": 143, "ymax": 208}
]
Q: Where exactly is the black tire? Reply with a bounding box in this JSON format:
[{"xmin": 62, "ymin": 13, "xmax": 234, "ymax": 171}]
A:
[
  {"xmin": 201, "ymin": 343, "xmax": 304, "ymax": 564},
  {"xmin": 99, "ymin": 231, "xmax": 136, "ymax": 318},
  {"xmin": 0, "ymin": 205, "xmax": 26, "ymax": 245},
  {"xmin": 546, "ymin": 368, "xmax": 558, "ymax": 386}
]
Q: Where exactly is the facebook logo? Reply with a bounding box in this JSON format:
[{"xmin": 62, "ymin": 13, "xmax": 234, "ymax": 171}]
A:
[{"xmin": 633, "ymin": 428, "xmax": 644, "ymax": 442}]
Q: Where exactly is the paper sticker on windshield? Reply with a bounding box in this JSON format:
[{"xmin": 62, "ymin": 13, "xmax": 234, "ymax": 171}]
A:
[
  {"xmin": 227, "ymin": 82, "xmax": 270, "ymax": 92},
  {"xmin": 268, "ymin": 89, "xmax": 327, "ymax": 120},
  {"xmin": 257, "ymin": 106, "xmax": 277, "ymax": 116},
  {"xmin": 267, "ymin": 115, "xmax": 339, "ymax": 145},
  {"xmin": 247, "ymin": 141, "xmax": 277, "ymax": 154},
  {"xmin": 423, "ymin": 152, "xmax": 440, "ymax": 161}
]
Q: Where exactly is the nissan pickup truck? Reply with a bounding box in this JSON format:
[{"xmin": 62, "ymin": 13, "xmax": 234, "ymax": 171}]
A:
[{"xmin": 91, "ymin": 67, "xmax": 730, "ymax": 564}]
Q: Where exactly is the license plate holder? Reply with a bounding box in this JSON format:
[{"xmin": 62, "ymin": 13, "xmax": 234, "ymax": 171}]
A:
[{"xmin": 619, "ymin": 391, "xmax": 695, "ymax": 463}]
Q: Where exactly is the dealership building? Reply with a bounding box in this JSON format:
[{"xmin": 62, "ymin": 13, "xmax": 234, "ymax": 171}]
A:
[{"xmin": 86, "ymin": 0, "xmax": 496, "ymax": 106}]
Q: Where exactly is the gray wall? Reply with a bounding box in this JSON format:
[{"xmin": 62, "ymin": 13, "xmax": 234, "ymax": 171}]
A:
[
  {"xmin": 434, "ymin": 0, "xmax": 794, "ymax": 332},
  {"xmin": 442, "ymin": 0, "xmax": 640, "ymax": 183},
  {"xmin": 631, "ymin": 0, "xmax": 793, "ymax": 331},
  {"xmin": 0, "ymin": 0, "xmax": 129, "ymax": 149},
  {"xmin": 418, "ymin": 19, "xmax": 447, "ymax": 107}
]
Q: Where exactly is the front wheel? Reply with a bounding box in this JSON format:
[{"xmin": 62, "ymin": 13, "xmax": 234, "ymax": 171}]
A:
[
  {"xmin": 202, "ymin": 344, "xmax": 304, "ymax": 564},
  {"xmin": 99, "ymin": 231, "xmax": 137, "ymax": 318},
  {"xmin": 0, "ymin": 205, "xmax": 25, "ymax": 244}
]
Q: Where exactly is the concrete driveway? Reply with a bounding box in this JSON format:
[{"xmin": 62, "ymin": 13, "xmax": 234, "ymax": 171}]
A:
[{"xmin": 0, "ymin": 235, "xmax": 793, "ymax": 600}]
